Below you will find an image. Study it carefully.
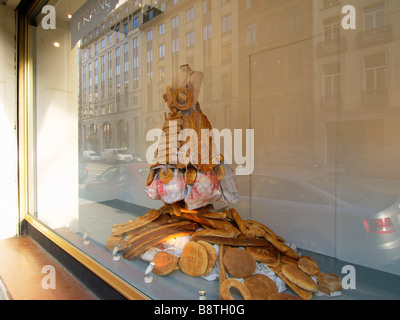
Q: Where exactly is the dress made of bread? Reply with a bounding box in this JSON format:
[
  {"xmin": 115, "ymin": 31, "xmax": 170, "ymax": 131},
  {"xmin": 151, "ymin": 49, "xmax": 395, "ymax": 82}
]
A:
[{"xmin": 223, "ymin": 248, "xmax": 256, "ymax": 279}]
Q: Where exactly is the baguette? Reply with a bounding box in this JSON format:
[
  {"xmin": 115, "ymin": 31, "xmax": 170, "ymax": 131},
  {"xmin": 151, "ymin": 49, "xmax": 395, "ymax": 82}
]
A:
[
  {"xmin": 112, "ymin": 209, "xmax": 161, "ymax": 236},
  {"xmin": 191, "ymin": 235, "xmax": 271, "ymax": 247},
  {"xmin": 123, "ymin": 222, "xmax": 199, "ymax": 260}
]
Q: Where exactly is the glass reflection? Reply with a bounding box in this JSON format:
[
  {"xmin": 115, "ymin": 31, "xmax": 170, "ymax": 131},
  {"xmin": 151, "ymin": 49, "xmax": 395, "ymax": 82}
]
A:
[{"xmin": 29, "ymin": 0, "xmax": 400, "ymax": 286}]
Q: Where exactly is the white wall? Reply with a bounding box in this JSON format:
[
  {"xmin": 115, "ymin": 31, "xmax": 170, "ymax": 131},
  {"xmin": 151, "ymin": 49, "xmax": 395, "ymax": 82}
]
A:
[
  {"xmin": 0, "ymin": 4, "xmax": 18, "ymax": 240},
  {"xmin": 34, "ymin": 24, "xmax": 80, "ymax": 231}
]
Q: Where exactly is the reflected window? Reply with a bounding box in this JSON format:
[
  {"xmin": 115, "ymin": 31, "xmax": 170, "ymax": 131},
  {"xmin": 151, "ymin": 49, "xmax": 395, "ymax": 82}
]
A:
[
  {"xmin": 323, "ymin": 16, "xmax": 340, "ymax": 43},
  {"xmin": 221, "ymin": 14, "xmax": 232, "ymax": 33},
  {"xmin": 365, "ymin": 4, "xmax": 385, "ymax": 30},
  {"xmin": 323, "ymin": 62, "xmax": 341, "ymax": 98},
  {"xmin": 365, "ymin": 53, "xmax": 386, "ymax": 93}
]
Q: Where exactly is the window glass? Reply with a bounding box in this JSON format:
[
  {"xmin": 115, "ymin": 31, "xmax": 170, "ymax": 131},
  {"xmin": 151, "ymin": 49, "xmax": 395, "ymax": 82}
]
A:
[{"xmin": 25, "ymin": 0, "xmax": 400, "ymax": 300}]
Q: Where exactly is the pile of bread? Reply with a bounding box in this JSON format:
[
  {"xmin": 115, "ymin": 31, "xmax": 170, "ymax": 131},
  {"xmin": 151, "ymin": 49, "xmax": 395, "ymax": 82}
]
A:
[
  {"xmin": 106, "ymin": 68, "xmax": 341, "ymax": 300},
  {"xmin": 106, "ymin": 205, "xmax": 342, "ymax": 300}
]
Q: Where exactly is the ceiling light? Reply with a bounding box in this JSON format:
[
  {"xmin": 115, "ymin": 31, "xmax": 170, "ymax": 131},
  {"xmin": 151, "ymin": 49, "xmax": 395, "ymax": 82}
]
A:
[
  {"xmin": 67, "ymin": 14, "xmax": 72, "ymax": 19},
  {"xmin": 53, "ymin": 42, "xmax": 60, "ymax": 48}
]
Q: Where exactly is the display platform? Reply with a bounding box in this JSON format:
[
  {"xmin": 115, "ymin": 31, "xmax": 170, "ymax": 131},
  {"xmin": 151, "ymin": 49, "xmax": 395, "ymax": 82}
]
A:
[{"xmin": 51, "ymin": 199, "xmax": 400, "ymax": 300}]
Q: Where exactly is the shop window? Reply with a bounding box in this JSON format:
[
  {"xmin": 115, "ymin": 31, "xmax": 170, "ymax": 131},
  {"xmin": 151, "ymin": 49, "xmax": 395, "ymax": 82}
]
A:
[{"xmin": 19, "ymin": 0, "xmax": 400, "ymax": 301}]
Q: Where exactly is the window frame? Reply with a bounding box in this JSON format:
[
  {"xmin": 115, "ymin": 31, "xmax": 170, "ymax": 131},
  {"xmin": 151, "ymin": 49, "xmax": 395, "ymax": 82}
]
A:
[{"xmin": 16, "ymin": 0, "xmax": 149, "ymax": 301}]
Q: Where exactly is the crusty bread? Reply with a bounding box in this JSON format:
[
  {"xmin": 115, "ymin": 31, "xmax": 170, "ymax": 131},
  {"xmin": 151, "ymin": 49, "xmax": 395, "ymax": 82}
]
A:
[
  {"xmin": 298, "ymin": 256, "xmax": 319, "ymax": 276},
  {"xmin": 243, "ymin": 274, "xmax": 278, "ymax": 300},
  {"xmin": 159, "ymin": 167, "xmax": 174, "ymax": 184},
  {"xmin": 280, "ymin": 243, "xmax": 299, "ymax": 260},
  {"xmin": 146, "ymin": 170, "xmax": 155, "ymax": 186},
  {"xmin": 281, "ymin": 264, "xmax": 318, "ymax": 293},
  {"xmin": 268, "ymin": 292, "xmax": 303, "ymax": 300},
  {"xmin": 197, "ymin": 240, "xmax": 217, "ymax": 275},
  {"xmin": 270, "ymin": 265, "xmax": 313, "ymax": 300},
  {"xmin": 223, "ymin": 248, "xmax": 256, "ymax": 279},
  {"xmin": 185, "ymin": 167, "xmax": 197, "ymax": 185},
  {"xmin": 153, "ymin": 251, "xmax": 179, "ymax": 276},
  {"xmin": 280, "ymin": 254, "xmax": 299, "ymax": 266},
  {"xmin": 220, "ymin": 279, "xmax": 252, "ymax": 300},
  {"xmin": 179, "ymin": 241, "xmax": 208, "ymax": 277},
  {"xmin": 215, "ymin": 164, "xmax": 225, "ymax": 181},
  {"xmin": 246, "ymin": 242, "xmax": 279, "ymax": 267},
  {"xmin": 317, "ymin": 273, "xmax": 342, "ymax": 294}
]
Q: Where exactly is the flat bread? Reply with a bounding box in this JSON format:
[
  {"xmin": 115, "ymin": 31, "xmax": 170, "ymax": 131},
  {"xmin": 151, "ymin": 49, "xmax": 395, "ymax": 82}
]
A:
[
  {"xmin": 298, "ymin": 256, "xmax": 319, "ymax": 276},
  {"xmin": 317, "ymin": 273, "xmax": 342, "ymax": 294},
  {"xmin": 179, "ymin": 241, "xmax": 208, "ymax": 277},
  {"xmin": 197, "ymin": 240, "xmax": 217, "ymax": 275},
  {"xmin": 243, "ymin": 274, "xmax": 278, "ymax": 300},
  {"xmin": 280, "ymin": 254, "xmax": 298, "ymax": 266},
  {"xmin": 246, "ymin": 242, "xmax": 279, "ymax": 267},
  {"xmin": 270, "ymin": 265, "xmax": 313, "ymax": 300},
  {"xmin": 223, "ymin": 248, "xmax": 256, "ymax": 279},
  {"xmin": 268, "ymin": 292, "xmax": 303, "ymax": 300},
  {"xmin": 153, "ymin": 251, "xmax": 179, "ymax": 276},
  {"xmin": 281, "ymin": 264, "xmax": 318, "ymax": 293}
]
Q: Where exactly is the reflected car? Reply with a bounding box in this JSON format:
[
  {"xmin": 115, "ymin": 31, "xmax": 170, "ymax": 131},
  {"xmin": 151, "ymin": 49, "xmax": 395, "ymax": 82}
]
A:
[
  {"xmin": 235, "ymin": 167, "xmax": 400, "ymax": 269},
  {"xmin": 82, "ymin": 150, "xmax": 101, "ymax": 161},
  {"xmin": 84, "ymin": 163, "xmax": 162, "ymax": 208},
  {"xmin": 101, "ymin": 149, "xmax": 134, "ymax": 164}
]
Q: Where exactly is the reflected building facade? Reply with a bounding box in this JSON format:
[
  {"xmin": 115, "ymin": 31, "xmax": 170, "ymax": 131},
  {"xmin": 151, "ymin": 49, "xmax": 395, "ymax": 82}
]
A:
[
  {"xmin": 78, "ymin": 0, "xmax": 400, "ymax": 171},
  {"xmin": 79, "ymin": 0, "xmax": 239, "ymax": 158},
  {"xmin": 314, "ymin": 0, "xmax": 400, "ymax": 176}
]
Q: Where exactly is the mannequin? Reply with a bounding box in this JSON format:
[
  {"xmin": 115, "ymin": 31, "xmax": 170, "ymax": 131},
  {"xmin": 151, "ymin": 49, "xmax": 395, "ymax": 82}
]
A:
[{"xmin": 170, "ymin": 64, "xmax": 204, "ymax": 113}]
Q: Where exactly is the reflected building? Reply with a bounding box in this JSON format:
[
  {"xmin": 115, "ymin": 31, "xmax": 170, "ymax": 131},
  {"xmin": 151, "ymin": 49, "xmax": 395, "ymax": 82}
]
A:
[
  {"xmin": 78, "ymin": 0, "xmax": 400, "ymax": 175},
  {"xmin": 239, "ymin": 0, "xmax": 315, "ymax": 168},
  {"xmin": 314, "ymin": 0, "xmax": 400, "ymax": 172},
  {"xmin": 78, "ymin": 0, "xmax": 239, "ymax": 158}
]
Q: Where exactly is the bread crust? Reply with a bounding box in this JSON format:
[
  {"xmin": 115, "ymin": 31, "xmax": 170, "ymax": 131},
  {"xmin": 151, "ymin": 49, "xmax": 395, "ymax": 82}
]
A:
[
  {"xmin": 215, "ymin": 164, "xmax": 225, "ymax": 181},
  {"xmin": 220, "ymin": 279, "xmax": 252, "ymax": 300},
  {"xmin": 243, "ymin": 274, "xmax": 278, "ymax": 300},
  {"xmin": 317, "ymin": 273, "xmax": 342, "ymax": 294},
  {"xmin": 179, "ymin": 241, "xmax": 208, "ymax": 277},
  {"xmin": 270, "ymin": 265, "xmax": 313, "ymax": 300},
  {"xmin": 185, "ymin": 167, "xmax": 197, "ymax": 185},
  {"xmin": 197, "ymin": 240, "xmax": 217, "ymax": 275},
  {"xmin": 153, "ymin": 251, "xmax": 179, "ymax": 276},
  {"xmin": 281, "ymin": 264, "xmax": 318, "ymax": 293},
  {"xmin": 223, "ymin": 248, "xmax": 256, "ymax": 279},
  {"xmin": 173, "ymin": 87, "xmax": 194, "ymax": 111},
  {"xmin": 268, "ymin": 292, "xmax": 303, "ymax": 300},
  {"xmin": 298, "ymin": 256, "xmax": 319, "ymax": 276},
  {"xmin": 159, "ymin": 167, "xmax": 174, "ymax": 184},
  {"xmin": 246, "ymin": 242, "xmax": 279, "ymax": 267}
]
